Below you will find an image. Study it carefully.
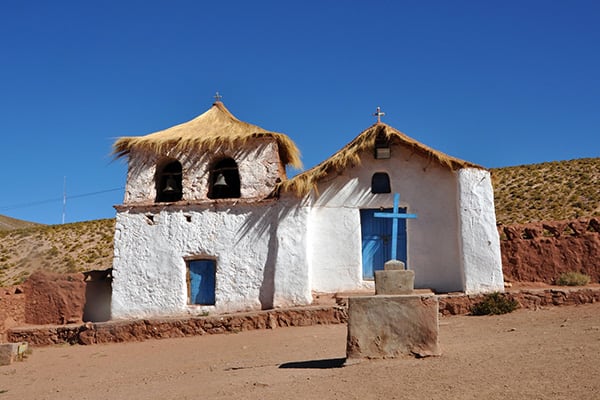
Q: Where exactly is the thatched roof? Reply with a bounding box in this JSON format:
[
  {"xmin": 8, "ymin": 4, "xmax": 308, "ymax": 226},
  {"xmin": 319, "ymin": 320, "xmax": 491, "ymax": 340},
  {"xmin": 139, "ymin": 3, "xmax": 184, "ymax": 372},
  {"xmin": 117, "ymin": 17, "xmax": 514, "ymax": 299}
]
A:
[
  {"xmin": 113, "ymin": 102, "xmax": 302, "ymax": 169},
  {"xmin": 276, "ymin": 122, "xmax": 483, "ymax": 197}
]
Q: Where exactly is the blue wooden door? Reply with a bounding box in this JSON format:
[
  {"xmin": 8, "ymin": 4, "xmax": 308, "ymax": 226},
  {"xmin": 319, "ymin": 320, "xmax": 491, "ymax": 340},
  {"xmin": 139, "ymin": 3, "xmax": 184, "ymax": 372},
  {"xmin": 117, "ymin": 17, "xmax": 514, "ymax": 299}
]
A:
[
  {"xmin": 360, "ymin": 209, "xmax": 407, "ymax": 279},
  {"xmin": 189, "ymin": 260, "xmax": 216, "ymax": 305}
]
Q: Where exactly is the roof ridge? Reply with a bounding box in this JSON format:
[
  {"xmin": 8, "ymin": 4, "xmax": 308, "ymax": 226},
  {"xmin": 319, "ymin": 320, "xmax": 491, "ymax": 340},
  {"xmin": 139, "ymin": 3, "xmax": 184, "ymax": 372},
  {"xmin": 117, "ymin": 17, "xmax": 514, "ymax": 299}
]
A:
[
  {"xmin": 111, "ymin": 101, "xmax": 302, "ymax": 169},
  {"xmin": 274, "ymin": 122, "xmax": 483, "ymax": 197}
]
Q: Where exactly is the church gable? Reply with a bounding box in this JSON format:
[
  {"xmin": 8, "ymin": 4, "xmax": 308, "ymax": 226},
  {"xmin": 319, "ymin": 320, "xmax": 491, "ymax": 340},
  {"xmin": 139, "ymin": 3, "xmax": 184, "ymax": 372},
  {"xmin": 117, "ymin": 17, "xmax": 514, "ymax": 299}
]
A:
[
  {"xmin": 302, "ymin": 141, "xmax": 464, "ymax": 294},
  {"xmin": 277, "ymin": 123, "xmax": 481, "ymax": 198}
]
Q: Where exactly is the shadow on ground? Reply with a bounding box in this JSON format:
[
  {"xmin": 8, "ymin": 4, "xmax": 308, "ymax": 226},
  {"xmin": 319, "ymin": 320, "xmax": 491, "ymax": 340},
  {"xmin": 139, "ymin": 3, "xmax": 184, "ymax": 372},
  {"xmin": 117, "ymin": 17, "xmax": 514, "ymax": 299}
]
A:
[{"xmin": 279, "ymin": 357, "xmax": 346, "ymax": 369}]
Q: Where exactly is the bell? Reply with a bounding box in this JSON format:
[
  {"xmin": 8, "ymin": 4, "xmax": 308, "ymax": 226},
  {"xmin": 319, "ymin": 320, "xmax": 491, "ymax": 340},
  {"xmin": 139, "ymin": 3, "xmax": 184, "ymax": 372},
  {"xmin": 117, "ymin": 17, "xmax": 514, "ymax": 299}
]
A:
[
  {"xmin": 213, "ymin": 173, "xmax": 228, "ymax": 187},
  {"xmin": 163, "ymin": 176, "xmax": 178, "ymax": 194}
]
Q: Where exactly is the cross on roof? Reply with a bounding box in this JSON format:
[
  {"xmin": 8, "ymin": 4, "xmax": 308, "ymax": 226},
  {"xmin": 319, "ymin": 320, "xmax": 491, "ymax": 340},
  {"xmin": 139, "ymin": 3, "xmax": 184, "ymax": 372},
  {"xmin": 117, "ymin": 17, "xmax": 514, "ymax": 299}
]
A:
[
  {"xmin": 373, "ymin": 106, "xmax": 385, "ymax": 123},
  {"xmin": 374, "ymin": 193, "xmax": 418, "ymax": 269},
  {"xmin": 214, "ymin": 92, "xmax": 223, "ymax": 103}
]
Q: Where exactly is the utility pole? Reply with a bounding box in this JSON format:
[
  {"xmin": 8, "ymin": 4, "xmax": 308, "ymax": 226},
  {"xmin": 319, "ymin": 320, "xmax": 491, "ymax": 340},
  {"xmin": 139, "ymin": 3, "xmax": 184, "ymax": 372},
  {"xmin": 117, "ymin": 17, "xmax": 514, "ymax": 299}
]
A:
[{"xmin": 62, "ymin": 176, "xmax": 66, "ymax": 224}]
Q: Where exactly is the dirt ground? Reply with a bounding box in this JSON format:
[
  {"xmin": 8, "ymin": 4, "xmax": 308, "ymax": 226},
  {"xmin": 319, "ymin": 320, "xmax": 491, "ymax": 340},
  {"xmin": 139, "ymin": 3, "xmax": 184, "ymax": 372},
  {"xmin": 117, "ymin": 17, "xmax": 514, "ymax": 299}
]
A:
[{"xmin": 2, "ymin": 302, "xmax": 599, "ymax": 400}]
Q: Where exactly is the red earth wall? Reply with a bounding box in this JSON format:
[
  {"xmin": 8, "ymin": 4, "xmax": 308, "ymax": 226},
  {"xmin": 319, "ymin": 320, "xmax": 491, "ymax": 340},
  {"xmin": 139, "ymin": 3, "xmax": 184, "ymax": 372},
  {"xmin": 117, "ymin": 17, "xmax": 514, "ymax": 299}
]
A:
[
  {"xmin": 499, "ymin": 218, "xmax": 600, "ymax": 284},
  {"xmin": 23, "ymin": 271, "xmax": 86, "ymax": 325}
]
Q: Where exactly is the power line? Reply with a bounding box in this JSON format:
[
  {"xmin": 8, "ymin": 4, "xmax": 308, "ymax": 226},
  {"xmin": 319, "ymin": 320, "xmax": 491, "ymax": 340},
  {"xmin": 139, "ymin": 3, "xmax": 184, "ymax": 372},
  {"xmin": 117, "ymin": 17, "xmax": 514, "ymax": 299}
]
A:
[{"xmin": 0, "ymin": 187, "xmax": 124, "ymax": 212}]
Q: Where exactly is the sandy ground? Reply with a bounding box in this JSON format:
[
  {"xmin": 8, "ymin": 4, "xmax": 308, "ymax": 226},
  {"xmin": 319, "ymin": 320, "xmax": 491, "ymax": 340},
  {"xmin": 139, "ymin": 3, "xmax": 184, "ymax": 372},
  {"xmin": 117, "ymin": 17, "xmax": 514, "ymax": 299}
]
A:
[{"xmin": 2, "ymin": 302, "xmax": 599, "ymax": 400}]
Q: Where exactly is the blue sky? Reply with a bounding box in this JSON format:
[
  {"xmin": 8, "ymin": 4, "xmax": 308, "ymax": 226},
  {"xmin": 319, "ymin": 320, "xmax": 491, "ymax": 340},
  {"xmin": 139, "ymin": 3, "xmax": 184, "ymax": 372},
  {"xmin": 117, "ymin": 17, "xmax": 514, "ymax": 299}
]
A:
[{"xmin": 1, "ymin": 1, "xmax": 599, "ymax": 225}]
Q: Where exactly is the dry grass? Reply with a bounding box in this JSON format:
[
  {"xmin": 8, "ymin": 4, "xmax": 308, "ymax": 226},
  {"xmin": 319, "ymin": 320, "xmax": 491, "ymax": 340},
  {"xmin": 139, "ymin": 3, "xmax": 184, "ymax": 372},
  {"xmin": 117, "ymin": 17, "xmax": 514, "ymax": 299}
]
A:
[
  {"xmin": 0, "ymin": 219, "xmax": 114, "ymax": 286},
  {"xmin": 492, "ymin": 158, "xmax": 600, "ymax": 224},
  {"xmin": 113, "ymin": 102, "xmax": 302, "ymax": 169}
]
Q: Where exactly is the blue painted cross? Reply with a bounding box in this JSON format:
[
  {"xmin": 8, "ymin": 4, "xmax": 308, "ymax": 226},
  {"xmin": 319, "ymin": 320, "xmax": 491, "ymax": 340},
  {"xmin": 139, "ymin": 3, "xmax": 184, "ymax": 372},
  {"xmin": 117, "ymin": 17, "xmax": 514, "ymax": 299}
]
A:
[{"xmin": 374, "ymin": 193, "xmax": 417, "ymax": 269}]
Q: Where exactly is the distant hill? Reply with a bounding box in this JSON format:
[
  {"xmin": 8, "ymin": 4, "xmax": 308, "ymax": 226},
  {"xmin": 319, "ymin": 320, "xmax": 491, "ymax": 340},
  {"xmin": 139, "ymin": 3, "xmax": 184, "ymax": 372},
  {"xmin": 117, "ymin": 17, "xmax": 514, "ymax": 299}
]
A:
[
  {"xmin": 0, "ymin": 158, "xmax": 598, "ymax": 286},
  {"xmin": 0, "ymin": 215, "xmax": 42, "ymax": 231},
  {"xmin": 491, "ymin": 158, "xmax": 599, "ymax": 225},
  {"xmin": 0, "ymin": 219, "xmax": 114, "ymax": 286}
]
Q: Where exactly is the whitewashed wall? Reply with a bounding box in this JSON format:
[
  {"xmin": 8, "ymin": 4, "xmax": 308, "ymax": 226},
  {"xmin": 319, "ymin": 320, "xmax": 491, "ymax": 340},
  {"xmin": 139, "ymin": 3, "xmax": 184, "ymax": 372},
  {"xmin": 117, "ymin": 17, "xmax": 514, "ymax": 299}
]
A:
[
  {"xmin": 273, "ymin": 201, "xmax": 312, "ymax": 307},
  {"xmin": 457, "ymin": 168, "xmax": 504, "ymax": 293},
  {"xmin": 111, "ymin": 202, "xmax": 312, "ymax": 319},
  {"xmin": 307, "ymin": 206, "xmax": 365, "ymax": 292},
  {"xmin": 304, "ymin": 146, "xmax": 465, "ymax": 293},
  {"xmin": 123, "ymin": 139, "xmax": 284, "ymax": 204}
]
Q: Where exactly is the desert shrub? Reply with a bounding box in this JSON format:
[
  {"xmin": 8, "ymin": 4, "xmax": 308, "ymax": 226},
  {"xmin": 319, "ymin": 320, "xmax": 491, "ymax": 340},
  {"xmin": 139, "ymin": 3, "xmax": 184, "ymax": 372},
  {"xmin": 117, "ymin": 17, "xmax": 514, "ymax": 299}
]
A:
[
  {"xmin": 14, "ymin": 271, "xmax": 30, "ymax": 285},
  {"xmin": 556, "ymin": 271, "xmax": 590, "ymax": 286},
  {"xmin": 470, "ymin": 292, "xmax": 518, "ymax": 316}
]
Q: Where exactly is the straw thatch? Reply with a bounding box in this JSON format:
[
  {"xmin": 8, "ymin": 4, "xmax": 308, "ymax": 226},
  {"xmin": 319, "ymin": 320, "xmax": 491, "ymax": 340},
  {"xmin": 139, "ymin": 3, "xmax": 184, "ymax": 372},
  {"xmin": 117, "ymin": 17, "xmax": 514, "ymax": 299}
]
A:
[
  {"xmin": 276, "ymin": 123, "xmax": 483, "ymax": 197},
  {"xmin": 113, "ymin": 102, "xmax": 302, "ymax": 169}
]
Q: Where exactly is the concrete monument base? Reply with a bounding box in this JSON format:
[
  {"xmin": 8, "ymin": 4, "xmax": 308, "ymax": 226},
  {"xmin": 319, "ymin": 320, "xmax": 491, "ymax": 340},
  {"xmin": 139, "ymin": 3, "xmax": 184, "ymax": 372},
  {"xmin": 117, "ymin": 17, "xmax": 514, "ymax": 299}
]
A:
[
  {"xmin": 374, "ymin": 260, "xmax": 415, "ymax": 295},
  {"xmin": 346, "ymin": 294, "xmax": 440, "ymax": 360},
  {"xmin": 375, "ymin": 270, "xmax": 415, "ymax": 295}
]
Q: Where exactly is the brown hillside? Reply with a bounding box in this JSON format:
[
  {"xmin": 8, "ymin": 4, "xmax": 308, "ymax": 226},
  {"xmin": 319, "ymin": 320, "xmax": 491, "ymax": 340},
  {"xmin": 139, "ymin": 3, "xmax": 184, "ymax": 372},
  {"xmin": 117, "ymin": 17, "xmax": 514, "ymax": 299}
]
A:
[
  {"xmin": 0, "ymin": 214, "xmax": 41, "ymax": 231},
  {"xmin": 491, "ymin": 158, "xmax": 600, "ymax": 224},
  {"xmin": 0, "ymin": 219, "xmax": 114, "ymax": 286}
]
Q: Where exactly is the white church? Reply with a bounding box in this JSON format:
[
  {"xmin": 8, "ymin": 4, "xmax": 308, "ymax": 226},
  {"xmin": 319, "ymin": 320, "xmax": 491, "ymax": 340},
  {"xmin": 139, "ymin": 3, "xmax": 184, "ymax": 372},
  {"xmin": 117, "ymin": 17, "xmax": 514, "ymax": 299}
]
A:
[{"xmin": 110, "ymin": 99, "xmax": 504, "ymax": 319}]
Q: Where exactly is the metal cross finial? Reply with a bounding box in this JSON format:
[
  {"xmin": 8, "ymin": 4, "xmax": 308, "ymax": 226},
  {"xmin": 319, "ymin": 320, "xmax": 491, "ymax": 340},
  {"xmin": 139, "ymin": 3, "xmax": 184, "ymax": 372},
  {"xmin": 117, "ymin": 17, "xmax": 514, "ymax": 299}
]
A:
[
  {"xmin": 214, "ymin": 92, "xmax": 223, "ymax": 103},
  {"xmin": 373, "ymin": 106, "xmax": 385, "ymax": 123}
]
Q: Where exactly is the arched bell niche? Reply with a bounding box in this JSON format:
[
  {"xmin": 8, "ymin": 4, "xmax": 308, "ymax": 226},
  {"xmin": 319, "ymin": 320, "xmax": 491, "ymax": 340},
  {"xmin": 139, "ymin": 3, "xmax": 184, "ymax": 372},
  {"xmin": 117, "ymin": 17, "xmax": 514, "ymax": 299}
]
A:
[
  {"xmin": 208, "ymin": 157, "xmax": 241, "ymax": 199},
  {"xmin": 155, "ymin": 159, "xmax": 183, "ymax": 203}
]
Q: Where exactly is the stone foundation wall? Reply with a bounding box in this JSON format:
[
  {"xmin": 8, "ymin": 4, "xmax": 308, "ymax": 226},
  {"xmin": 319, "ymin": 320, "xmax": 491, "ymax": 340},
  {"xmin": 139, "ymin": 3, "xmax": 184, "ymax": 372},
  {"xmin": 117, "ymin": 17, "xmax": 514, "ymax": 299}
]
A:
[
  {"xmin": 439, "ymin": 287, "xmax": 600, "ymax": 316},
  {"xmin": 8, "ymin": 306, "xmax": 347, "ymax": 346},
  {"xmin": 499, "ymin": 218, "xmax": 600, "ymax": 283},
  {"xmin": 9, "ymin": 287, "xmax": 600, "ymax": 346}
]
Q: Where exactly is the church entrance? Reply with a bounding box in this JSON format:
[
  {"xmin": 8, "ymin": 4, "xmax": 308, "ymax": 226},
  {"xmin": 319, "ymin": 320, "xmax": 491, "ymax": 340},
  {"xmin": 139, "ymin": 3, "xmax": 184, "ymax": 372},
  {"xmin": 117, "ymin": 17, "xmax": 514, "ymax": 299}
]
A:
[
  {"xmin": 187, "ymin": 259, "xmax": 216, "ymax": 305},
  {"xmin": 360, "ymin": 209, "xmax": 407, "ymax": 279}
]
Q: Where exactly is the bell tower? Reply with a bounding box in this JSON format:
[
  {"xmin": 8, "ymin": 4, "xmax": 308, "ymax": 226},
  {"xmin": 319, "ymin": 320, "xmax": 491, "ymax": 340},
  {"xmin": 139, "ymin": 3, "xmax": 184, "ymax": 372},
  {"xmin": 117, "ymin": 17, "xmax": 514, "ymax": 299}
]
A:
[{"xmin": 113, "ymin": 97, "xmax": 301, "ymax": 206}]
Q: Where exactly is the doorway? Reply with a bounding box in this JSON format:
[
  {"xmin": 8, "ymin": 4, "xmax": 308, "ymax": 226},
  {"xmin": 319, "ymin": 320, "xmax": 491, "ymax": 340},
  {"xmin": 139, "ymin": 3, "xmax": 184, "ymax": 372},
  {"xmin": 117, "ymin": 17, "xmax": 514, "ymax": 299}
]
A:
[
  {"xmin": 360, "ymin": 208, "xmax": 407, "ymax": 279},
  {"xmin": 187, "ymin": 259, "xmax": 216, "ymax": 305}
]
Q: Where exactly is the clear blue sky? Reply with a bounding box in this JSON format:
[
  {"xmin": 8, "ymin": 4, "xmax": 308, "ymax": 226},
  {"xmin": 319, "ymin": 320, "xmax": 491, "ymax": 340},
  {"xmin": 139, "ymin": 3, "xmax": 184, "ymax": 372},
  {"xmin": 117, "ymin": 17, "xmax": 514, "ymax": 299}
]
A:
[{"xmin": 1, "ymin": 1, "xmax": 599, "ymax": 225}]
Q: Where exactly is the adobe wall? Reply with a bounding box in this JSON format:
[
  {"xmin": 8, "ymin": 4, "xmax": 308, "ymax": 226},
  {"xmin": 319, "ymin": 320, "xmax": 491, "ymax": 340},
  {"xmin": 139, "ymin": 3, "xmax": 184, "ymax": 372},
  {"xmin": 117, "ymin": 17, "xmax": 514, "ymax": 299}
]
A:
[
  {"xmin": 111, "ymin": 201, "xmax": 312, "ymax": 319},
  {"xmin": 457, "ymin": 168, "xmax": 504, "ymax": 294},
  {"xmin": 23, "ymin": 271, "xmax": 86, "ymax": 325},
  {"xmin": 499, "ymin": 218, "xmax": 600, "ymax": 283}
]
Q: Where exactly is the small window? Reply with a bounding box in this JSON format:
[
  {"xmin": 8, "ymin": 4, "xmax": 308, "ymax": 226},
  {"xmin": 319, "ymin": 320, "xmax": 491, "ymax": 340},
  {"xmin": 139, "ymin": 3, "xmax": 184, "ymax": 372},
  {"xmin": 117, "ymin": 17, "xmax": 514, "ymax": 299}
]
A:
[
  {"xmin": 208, "ymin": 158, "xmax": 241, "ymax": 199},
  {"xmin": 156, "ymin": 160, "xmax": 183, "ymax": 203},
  {"xmin": 371, "ymin": 172, "xmax": 391, "ymax": 194},
  {"xmin": 374, "ymin": 131, "xmax": 391, "ymax": 159},
  {"xmin": 187, "ymin": 259, "xmax": 216, "ymax": 305}
]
